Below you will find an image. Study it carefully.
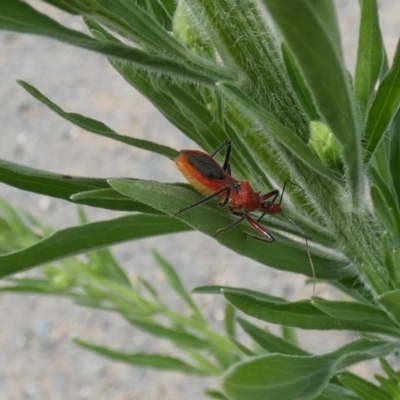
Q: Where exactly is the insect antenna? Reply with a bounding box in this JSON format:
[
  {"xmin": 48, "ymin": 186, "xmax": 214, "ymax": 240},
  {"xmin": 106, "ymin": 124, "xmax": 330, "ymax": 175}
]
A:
[{"xmin": 282, "ymin": 212, "xmax": 316, "ymax": 292}]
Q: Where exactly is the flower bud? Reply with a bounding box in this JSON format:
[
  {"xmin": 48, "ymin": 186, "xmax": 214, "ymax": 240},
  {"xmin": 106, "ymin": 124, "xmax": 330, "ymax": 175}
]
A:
[{"xmin": 309, "ymin": 121, "xmax": 342, "ymax": 170}]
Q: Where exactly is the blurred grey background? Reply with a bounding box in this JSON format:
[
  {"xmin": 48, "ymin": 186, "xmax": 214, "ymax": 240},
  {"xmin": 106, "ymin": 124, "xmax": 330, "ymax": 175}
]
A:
[{"xmin": 0, "ymin": 1, "xmax": 399, "ymax": 399}]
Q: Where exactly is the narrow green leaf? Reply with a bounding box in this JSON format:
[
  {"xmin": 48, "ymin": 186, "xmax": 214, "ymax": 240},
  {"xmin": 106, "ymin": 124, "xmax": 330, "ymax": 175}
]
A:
[
  {"xmin": 74, "ymin": 338, "xmax": 204, "ymax": 374},
  {"xmin": 339, "ymin": 371, "xmax": 392, "ymax": 400},
  {"xmin": 263, "ymin": 0, "xmax": 363, "ymax": 208},
  {"xmin": 0, "ymin": 158, "xmax": 108, "ymax": 199},
  {"xmin": 371, "ymin": 185, "xmax": 400, "ymax": 252},
  {"xmin": 205, "ymin": 390, "xmax": 229, "ymax": 400},
  {"xmin": 49, "ymin": 0, "xmax": 184, "ymax": 55},
  {"xmin": 0, "ymin": 0, "xmax": 228, "ymax": 85},
  {"xmin": 237, "ymin": 317, "xmax": 309, "ymax": 356},
  {"xmin": 185, "ymin": 351, "xmax": 221, "ymax": 375},
  {"xmin": 331, "ymin": 277, "xmax": 374, "ymax": 305},
  {"xmin": 222, "ymin": 289, "xmax": 400, "ymax": 335},
  {"xmin": 388, "ymin": 110, "xmax": 400, "ymax": 206},
  {"xmin": 315, "ymin": 383, "xmax": 359, "ymax": 400},
  {"xmin": 217, "ymin": 81, "xmax": 339, "ymax": 183},
  {"xmin": 379, "ymin": 358, "xmax": 400, "ymax": 385},
  {"xmin": 146, "ymin": 0, "xmax": 173, "ymax": 30},
  {"xmin": 86, "ymin": 246, "xmax": 132, "ymax": 287},
  {"xmin": 229, "ymin": 338, "xmax": 255, "ymax": 357},
  {"xmin": 382, "ymin": 232, "xmax": 399, "ymax": 289},
  {"xmin": 281, "ymin": 43, "xmax": 319, "ymax": 121},
  {"xmin": 151, "ymin": 249, "xmax": 204, "ymax": 322},
  {"xmin": 370, "ymin": 167, "xmax": 400, "ymax": 224},
  {"xmin": 358, "ymin": 262, "xmax": 389, "ymax": 296},
  {"xmin": 1, "ymin": 277, "xmax": 71, "ymax": 295},
  {"xmin": 374, "ymin": 375, "xmax": 400, "ymax": 399},
  {"xmin": 312, "ymin": 298, "xmax": 398, "ymax": 332},
  {"xmin": 192, "ymin": 286, "xmax": 287, "ymax": 303},
  {"xmin": 379, "ymin": 290, "xmax": 400, "ymax": 327},
  {"xmin": 0, "ymin": 215, "xmax": 190, "ymax": 279},
  {"xmin": 71, "ymin": 189, "xmax": 162, "ymax": 213},
  {"xmin": 224, "ymin": 303, "xmax": 236, "ymax": 338},
  {"xmin": 365, "ymin": 40, "xmax": 400, "ymax": 161},
  {"xmin": 355, "ymin": 0, "xmax": 385, "ymax": 115},
  {"xmin": 108, "ymin": 179, "xmax": 352, "ymax": 280},
  {"xmin": 18, "ymin": 80, "xmax": 178, "ymax": 159},
  {"xmin": 223, "ymin": 339, "xmax": 400, "ymax": 400},
  {"xmin": 126, "ymin": 317, "xmax": 209, "ymax": 350}
]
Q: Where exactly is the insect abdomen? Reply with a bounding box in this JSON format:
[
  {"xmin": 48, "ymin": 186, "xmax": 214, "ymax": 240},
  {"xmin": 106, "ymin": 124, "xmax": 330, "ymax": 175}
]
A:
[{"xmin": 175, "ymin": 150, "xmax": 227, "ymax": 196}]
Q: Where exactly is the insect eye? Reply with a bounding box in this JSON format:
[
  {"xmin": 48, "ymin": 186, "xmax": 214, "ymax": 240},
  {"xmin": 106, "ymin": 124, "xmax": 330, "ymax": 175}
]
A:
[
  {"xmin": 232, "ymin": 182, "xmax": 241, "ymax": 192},
  {"xmin": 262, "ymin": 201, "xmax": 271, "ymax": 208}
]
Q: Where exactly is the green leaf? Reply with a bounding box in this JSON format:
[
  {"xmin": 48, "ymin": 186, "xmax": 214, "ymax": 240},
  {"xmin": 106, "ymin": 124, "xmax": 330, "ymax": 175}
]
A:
[
  {"xmin": 311, "ymin": 298, "xmax": 398, "ymax": 333},
  {"xmin": 331, "ymin": 277, "xmax": 374, "ymax": 305},
  {"xmin": 339, "ymin": 371, "xmax": 392, "ymax": 400},
  {"xmin": 355, "ymin": 0, "xmax": 385, "ymax": 116},
  {"xmin": 229, "ymin": 338, "xmax": 255, "ymax": 357},
  {"xmin": 108, "ymin": 179, "xmax": 352, "ymax": 280},
  {"xmin": 0, "ymin": 215, "xmax": 190, "ymax": 279},
  {"xmin": 0, "ymin": 158, "xmax": 110, "ymax": 201},
  {"xmin": 205, "ymin": 390, "xmax": 229, "ymax": 400},
  {"xmin": 151, "ymin": 249, "xmax": 204, "ymax": 322},
  {"xmin": 18, "ymin": 80, "xmax": 178, "ymax": 160},
  {"xmin": 365, "ymin": 39, "xmax": 400, "ymax": 161},
  {"xmin": 379, "ymin": 290, "xmax": 400, "ymax": 327},
  {"xmin": 315, "ymin": 384, "xmax": 359, "ymax": 400},
  {"xmin": 281, "ymin": 43, "xmax": 319, "ymax": 121},
  {"xmin": 237, "ymin": 317, "xmax": 309, "ymax": 356},
  {"xmin": 263, "ymin": 0, "xmax": 363, "ymax": 208},
  {"xmin": 126, "ymin": 317, "xmax": 209, "ymax": 350},
  {"xmin": 43, "ymin": 0, "xmax": 183, "ymax": 55},
  {"xmin": 382, "ymin": 232, "xmax": 399, "ymax": 289},
  {"xmin": 86, "ymin": 246, "xmax": 132, "ymax": 287},
  {"xmin": 224, "ymin": 303, "xmax": 236, "ymax": 338},
  {"xmin": 74, "ymin": 338, "xmax": 205, "ymax": 374},
  {"xmin": 217, "ymin": 81, "xmax": 339, "ymax": 183},
  {"xmin": 71, "ymin": 189, "xmax": 162, "ymax": 213},
  {"xmin": 379, "ymin": 358, "xmax": 400, "ymax": 385},
  {"xmin": 222, "ymin": 289, "xmax": 400, "ymax": 335},
  {"xmin": 192, "ymin": 286, "xmax": 287, "ymax": 303},
  {"xmin": 0, "ymin": 0, "xmax": 228, "ymax": 86},
  {"xmin": 371, "ymin": 185, "xmax": 400, "ymax": 252},
  {"xmin": 223, "ymin": 339, "xmax": 400, "ymax": 400}
]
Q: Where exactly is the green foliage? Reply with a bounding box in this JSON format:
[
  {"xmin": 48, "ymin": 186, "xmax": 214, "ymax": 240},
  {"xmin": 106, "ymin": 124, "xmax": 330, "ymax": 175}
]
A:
[{"xmin": 1, "ymin": 0, "xmax": 400, "ymax": 398}]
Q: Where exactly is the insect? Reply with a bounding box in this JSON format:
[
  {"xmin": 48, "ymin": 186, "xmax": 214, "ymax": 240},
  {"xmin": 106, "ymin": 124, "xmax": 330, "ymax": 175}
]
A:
[{"xmin": 174, "ymin": 140, "xmax": 316, "ymax": 288}]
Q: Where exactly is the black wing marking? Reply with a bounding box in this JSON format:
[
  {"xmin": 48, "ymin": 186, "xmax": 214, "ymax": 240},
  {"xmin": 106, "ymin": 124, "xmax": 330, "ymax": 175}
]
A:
[{"xmin": 186, "ymin": 153, "xmax": 225, "ymax": 180}]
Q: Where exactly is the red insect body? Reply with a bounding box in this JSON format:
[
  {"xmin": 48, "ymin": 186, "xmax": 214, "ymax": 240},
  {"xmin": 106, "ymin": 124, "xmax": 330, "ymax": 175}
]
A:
[
  {"xmin": 174, "ymin": 140, "xmax": 316, "ymax": 290},
  {"xmin": 175, "ymin": 151, "xmax": 282, "ymax": 215},
  {"xmin": 174, "ymin": 141, "xmax": 283, "ymax": 243}
]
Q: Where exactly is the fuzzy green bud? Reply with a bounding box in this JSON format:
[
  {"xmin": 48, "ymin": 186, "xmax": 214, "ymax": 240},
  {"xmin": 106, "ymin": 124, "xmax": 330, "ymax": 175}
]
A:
[
  {"xmin": 309, "ymin": 121, "xmax": 342, "ymax": 170},
  {"xmin": 173, "ymin": 2, "xmax": 213, "ymax": 58}
]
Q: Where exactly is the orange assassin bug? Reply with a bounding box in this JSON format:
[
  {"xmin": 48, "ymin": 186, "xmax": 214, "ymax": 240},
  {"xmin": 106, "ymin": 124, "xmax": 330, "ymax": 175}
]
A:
[{"xmin": 174, "ymin": 140, "xmax": 316, "ymax": 288}]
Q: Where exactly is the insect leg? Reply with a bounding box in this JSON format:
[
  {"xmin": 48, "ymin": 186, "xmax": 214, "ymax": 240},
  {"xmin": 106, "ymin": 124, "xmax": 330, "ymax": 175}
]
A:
[
  {"xmin": 175, "ymin": 186, "xmax": 231, "ymax": 215},
  {"xmin": 257, "ymin": 212, "xmax": 266, "ymax": 222},
  {"xmin": 219, "ymin": 187, "xmax": 231, "ymax": 207},
  {"xmin": 244, "ymin": 215, "xmax": 275, "ymax": 243},
  {"xmin": 210, "ymin": 140, "xmax": 231, "ymax": 172},
  {"xmin": 214, "ymin": 211, "xmax": 245, "ymax": 237},
  {"xmin": 260, "ymin": 189, "xmax": 280, "ymax": 204},
  {"xmin": 278, "ymin": 179, "xmax": 305, "ymax": 204}
]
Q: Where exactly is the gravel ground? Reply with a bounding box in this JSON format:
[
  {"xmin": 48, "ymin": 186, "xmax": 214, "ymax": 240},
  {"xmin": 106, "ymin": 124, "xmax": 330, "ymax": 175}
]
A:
[{"xmin": 0, "ymin": 1, "xmax": 399, "ymax": 399}]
